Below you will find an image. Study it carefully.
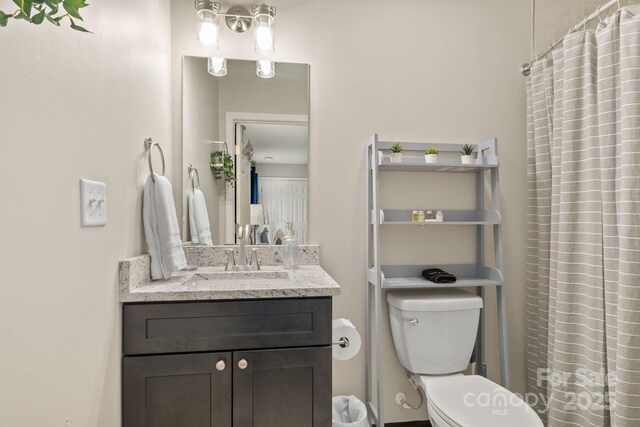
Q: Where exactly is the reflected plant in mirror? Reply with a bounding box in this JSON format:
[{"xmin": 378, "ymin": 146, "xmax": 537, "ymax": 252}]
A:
[
  {"xmin": 210, "ymin": 150, "xmax": 235, "ymax": 185},
  {"xmin": 181, "ymin": 57, "xmax": 309, "ymax": 246}
]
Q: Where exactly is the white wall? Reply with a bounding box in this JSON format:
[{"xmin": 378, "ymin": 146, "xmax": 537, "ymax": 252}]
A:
[
  {"xmin": 0, "ymin": 1, "xmax": 171, "ymax": 425},
  {"xmin": 216, "ymin": 70, "xmax": 309, "ymax": 139},
  {"xmin": 533, "ymin": 0, "xmax": 640, "ymax": 54},
  {"xmin": 171, "ymin": 0, "xmax": 531, "ymax": 423},
  {"xmin": 256, "ymin": 163, "xmax": 308, "ymax": 178}
]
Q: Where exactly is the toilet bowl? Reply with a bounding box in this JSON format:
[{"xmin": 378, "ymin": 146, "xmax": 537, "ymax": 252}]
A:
[
  {"xmin": 387, "ymin": 289, "xmax": 543, "ymax": 427},
  {"xmin": 421, "ymin": 375, "xmax": 543, "ymax": 427}
]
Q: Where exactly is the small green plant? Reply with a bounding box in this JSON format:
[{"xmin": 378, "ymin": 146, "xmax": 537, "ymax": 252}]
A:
[
  {"xmin": 425, "ymin": 147, "xmax": 439, "ymax": 155},
  {"xmin": 0, "ymin": 0, "xmax": 91, "ymax": 32},
  {"xmin": 390, "ymin": 143, "xmax": 403, "ymax": 153},
  {"xmin": 210, "ymin": 151, "xmax": 235, "ymax": 186},
  {"xmin": 460, "ymin": 144, "xmax": 475, "ymax": 156}
]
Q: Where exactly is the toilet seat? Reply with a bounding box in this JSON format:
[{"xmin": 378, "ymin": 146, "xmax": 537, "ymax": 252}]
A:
[{"xmin": 423, "ymin": 375, "xmax": 543, "ymax": 427}]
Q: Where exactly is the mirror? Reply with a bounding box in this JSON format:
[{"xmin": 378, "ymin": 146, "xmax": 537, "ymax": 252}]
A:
[{"xmin": 181, "ymin": 57, "xmax": 309, "ymax": 245}]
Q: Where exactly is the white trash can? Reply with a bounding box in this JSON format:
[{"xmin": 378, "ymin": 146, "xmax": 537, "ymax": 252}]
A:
[{"xmin": 332, "ymin": 395, "xmax": 370, "ymax": 427}]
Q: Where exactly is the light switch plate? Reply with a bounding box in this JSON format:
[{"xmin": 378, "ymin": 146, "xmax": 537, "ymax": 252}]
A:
[{"xmin": 80, "ymin": 179, "xmax": 107, "ymax": 227}]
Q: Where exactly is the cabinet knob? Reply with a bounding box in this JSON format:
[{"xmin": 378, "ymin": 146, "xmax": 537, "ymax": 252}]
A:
[
  {"xmin": 238, "ymin": 359, "xmax": 248, "ymax": 370},
  {"xmin": 215, "ymin": 360, "xmax": 226, "ymax": 371}
]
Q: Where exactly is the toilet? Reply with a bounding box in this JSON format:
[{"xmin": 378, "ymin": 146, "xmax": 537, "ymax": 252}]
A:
[{"xmin": 387, "ymin": 289, "xmax": 543, "ymax": 427}]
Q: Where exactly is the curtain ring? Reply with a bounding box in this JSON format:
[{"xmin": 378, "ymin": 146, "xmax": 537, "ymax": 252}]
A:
[{"xmin": 596, "ymin": 6, "xmax": 603, "ymax": 23}]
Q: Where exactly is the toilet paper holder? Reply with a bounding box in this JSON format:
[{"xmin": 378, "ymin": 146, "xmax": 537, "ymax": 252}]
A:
[{"xmin": 333, "ymin": 337, "xmax": 350, "ymax": 348}]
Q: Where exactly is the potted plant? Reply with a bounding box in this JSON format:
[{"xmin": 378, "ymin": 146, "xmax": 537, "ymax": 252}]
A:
[
  {"xmin": 424, "ymin": 147, "xmax": 439, "ymax": 163},
  {"xmin": 390, "ymin": 142, "xmax": 403, "ymax": 163},
  {"xmin": 460, "ymin": 144, "xmax": 475, "ymax": 164},
  {"xmin": 210, "ymin": 151, "xmax": 235, "ymax": 186}
]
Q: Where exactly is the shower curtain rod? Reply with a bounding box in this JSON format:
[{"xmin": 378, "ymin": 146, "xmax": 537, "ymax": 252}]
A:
[{"xmin": 521, "ymin": 0, "xmax": 622, "ymax": 76}]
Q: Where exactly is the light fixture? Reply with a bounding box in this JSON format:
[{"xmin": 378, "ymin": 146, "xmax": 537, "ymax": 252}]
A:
[
  {"xmin": 195, "ymin": 0, "xmax": 221, "ymax": 49},
  {"xmin": 194, "ymin": 2, "xmax": 277, "ymax": 58},
  {"xmin": 256, "ymin": 59, "xmax": 275, "ymax": 79},
  {"xmin": 252, "ymin": 4, "xmax": 275, "ymax": 55},
  {"xmin": 208, "ymin": 57, "xmax": 227, "ymax": 76}
]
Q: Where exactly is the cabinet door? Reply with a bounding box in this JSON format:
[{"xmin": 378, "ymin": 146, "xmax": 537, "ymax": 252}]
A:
[
  {"xmin": 233, "ymin": 347, "xmax": 331, "ymax": 427},
  {"xmin": 123, "ymin": 352, "xmax": 231, "ymax": 427}
]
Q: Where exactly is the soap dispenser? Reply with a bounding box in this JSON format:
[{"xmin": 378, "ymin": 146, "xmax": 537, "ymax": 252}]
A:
[{"xmin": 282, "ymin": 221, "xmax": 299, "ymax": 270}]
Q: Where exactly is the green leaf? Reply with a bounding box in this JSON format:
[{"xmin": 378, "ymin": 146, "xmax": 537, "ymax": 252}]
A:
[
  {"xmin": 44, "ymin": 0, "xmax": 60, "ymax": 10},
  {"xmin": 62, "ymin": 0, "xmax": 87, "ymax": 20},
  {"xmin": 13, "ymin": 0, "xmax": 33, "ymax": 16},
  {"xmin": 45, "ymin": 2, "xmax": 59, "ymax": 14},
  {"xmin": 45, "ymin": 12, "xmax": 60, "ymax": 25},
  {"xmin": 31, "ymin": 9, "xmax": 45, "ymax": 24},
  {"xmin": 64, "ymin": 0, "xmax": 88, "ymax": 7},
  {"xmin": 0, "ymin": 11, "xmax": 10, "ymax": 27},
  {"xmin": 15, "ymin": 11, "xmax": 30, "ymax": 20},
  {"xmin": 69, "ymin": 17, "xmax": 90, "ymax": 32},
  {"xmin": 62, "ymin": 5, "xmax": 81, "ymax": 20}
]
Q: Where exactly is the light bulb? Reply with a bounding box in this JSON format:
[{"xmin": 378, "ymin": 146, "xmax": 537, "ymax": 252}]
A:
[
  {"xmin": 255, "ymin": 21, "xmax": 274, "ymax": 54},
  {"xmin": 208, "ymin": 57, "xmax": 227, "ymax": 76},
  {"xmin": 198, "ymin": 19, "xmax": 219, "ymax": 48},
  {"xmin": 254, "ymin": 13, "xmax": 274, "ymax": 55},
  {"xmin": 256, "ymin": 60, "xmax": 275, "ymax": 79}
]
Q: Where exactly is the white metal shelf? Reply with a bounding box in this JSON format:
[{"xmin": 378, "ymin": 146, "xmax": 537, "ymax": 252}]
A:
[
  {"xmin": 377, "ymin": 209, "xmax": 502, "ymax": 226},
  {"xmin": 378, "ymin": 157, "xmax": 498, "ymax": 173},
  {"xmin": 365, "ymin": 134, "xmax": 508, "ymax": 427},
  {"xmin": 367, "ymin": 264, "xmax": 504, "ymax": 289}
]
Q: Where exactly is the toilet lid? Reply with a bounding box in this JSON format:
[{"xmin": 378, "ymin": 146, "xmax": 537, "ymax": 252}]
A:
[{"xmin": 425, "ymin": 375, "xmax": 543, "ymax": 427}]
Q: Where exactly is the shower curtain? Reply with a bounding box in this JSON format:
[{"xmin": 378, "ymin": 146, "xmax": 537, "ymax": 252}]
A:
[{"xmin": 527, "ymin": 7, "xmax": 640, "ymax": 427}]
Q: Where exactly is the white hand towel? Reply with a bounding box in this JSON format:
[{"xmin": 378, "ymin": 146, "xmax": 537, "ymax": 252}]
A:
[
  {"xmin": 188, "ymin": 193, "xmax": 200, "ymax": 244},
  {"xmin": 188, "ymin": 189, "xmax": 213, "ymax": 245},
  {"xmin": 143, "ymin": 174, "xmax": 187, "ymax": 280}
]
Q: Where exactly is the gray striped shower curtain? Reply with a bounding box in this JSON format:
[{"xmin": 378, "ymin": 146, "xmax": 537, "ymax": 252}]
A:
[{"xmin": 526, "ymin": 7, "xmax": 640, "ymax": 427}]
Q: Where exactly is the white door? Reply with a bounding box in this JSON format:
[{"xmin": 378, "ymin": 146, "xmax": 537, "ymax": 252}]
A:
[{"xmin": 260, "ymin": 178, "xmax": 308, "ymax": 244}]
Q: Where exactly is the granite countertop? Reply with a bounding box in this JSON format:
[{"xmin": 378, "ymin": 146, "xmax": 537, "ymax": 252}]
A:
[{"xmin": 119, "ymin": 248, "xmax": 340, "ymax": 302}]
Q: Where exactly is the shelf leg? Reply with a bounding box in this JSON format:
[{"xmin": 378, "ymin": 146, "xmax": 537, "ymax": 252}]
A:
[
  {"xmin": 497, "ymin": 285, "xmax": 509, "ymax": 388},
  {"xmin": 476, "ymin": 286, "xmax": 486, "ymax": 378},
  {"xmin": 374, "ymin": 283, "xmax": 384, "ymax": 426}
]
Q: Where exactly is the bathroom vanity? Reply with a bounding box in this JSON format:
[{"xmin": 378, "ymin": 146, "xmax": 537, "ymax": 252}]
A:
[{"xmin": 119, "ymin": 245, "xmax": 339, "ymax": 427}]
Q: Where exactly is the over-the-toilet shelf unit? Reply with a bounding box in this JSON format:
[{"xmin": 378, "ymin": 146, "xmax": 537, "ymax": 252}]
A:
[{"xmin": 365, "ymin": 135, "xmax": 508, "ymax": 427}]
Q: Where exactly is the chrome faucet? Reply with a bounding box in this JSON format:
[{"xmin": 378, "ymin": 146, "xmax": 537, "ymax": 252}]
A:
[
  {"xmin": 236, "ymin": 223, "xmax": 251, "ymax": 267},
  {"xmin": 224, "ymin": 224, "xmax": 261, "ymax": 271}
]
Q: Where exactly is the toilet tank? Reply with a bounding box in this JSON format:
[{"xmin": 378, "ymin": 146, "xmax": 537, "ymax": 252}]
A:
[{"xmin": 387, "ymin": 289, "xmax": 483, "ymax": 375}]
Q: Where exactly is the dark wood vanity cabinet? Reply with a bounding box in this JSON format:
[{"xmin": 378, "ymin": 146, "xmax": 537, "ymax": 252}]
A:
[{"xmin": 122, "ymin": 297, "xmax": 332, "ymax": 427}]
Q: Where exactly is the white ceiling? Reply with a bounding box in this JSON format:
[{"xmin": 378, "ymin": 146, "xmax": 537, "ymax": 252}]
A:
[{"xmin": 243, "ymin": 123, "xmax": 308, "ymax": 164}]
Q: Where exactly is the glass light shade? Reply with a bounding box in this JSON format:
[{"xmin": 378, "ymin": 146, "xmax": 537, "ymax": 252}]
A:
[
  {"xmin": 256, "ymin": 60, "xmax": 275, "ymax": 79},
  {"xmin": 198, "ymin": 14, "xmax": 219, "ymax": 48},
  {"xmin": 254, "ymin": 14, "xmax": 274, "ymax": 55},
  {"xmin": 207, "ymin": 57, "xmax": 227, "ymax": 76}
]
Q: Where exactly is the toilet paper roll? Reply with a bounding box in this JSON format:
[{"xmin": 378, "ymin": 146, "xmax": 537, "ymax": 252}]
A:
[{"xmin": 332, "ymin": 318, "xmax": 361, "ymax": 361}]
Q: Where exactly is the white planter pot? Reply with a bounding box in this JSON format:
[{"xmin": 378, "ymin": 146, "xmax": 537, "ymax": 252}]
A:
[
  {"xmin": 424, "ymin": 154, "xmax": 438, "ymax": 164},
  {"xmin": 461, "ymin": 155, "xmax": 473, "ymax": 164},
  {"xmin": 390, "ymin": 153, "xmax": 403, "ymax": 163}
]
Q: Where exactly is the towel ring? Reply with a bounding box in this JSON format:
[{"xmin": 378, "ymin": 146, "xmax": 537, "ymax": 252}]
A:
[
  {"xmin": 144, "ymin": 137, "xmax": 165, "ymax": 183},
  {"xmin": 187, "ymin": 164, "xmax": 200, "ymax": 193}
]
